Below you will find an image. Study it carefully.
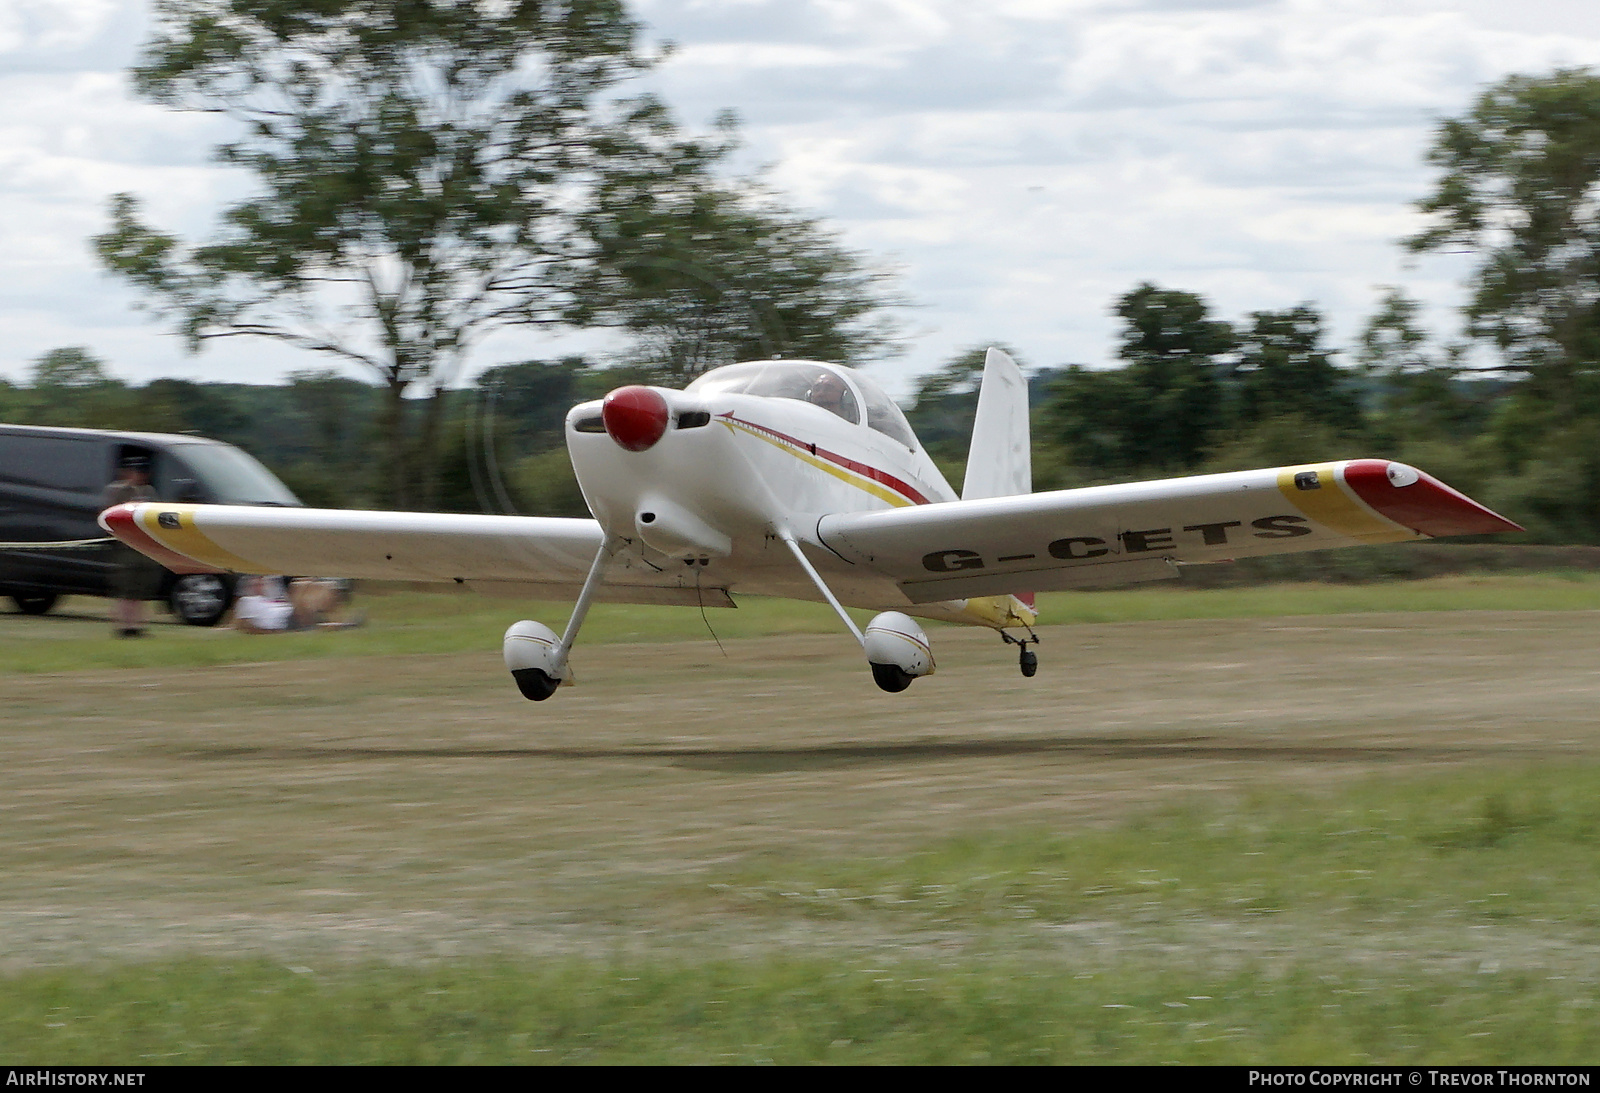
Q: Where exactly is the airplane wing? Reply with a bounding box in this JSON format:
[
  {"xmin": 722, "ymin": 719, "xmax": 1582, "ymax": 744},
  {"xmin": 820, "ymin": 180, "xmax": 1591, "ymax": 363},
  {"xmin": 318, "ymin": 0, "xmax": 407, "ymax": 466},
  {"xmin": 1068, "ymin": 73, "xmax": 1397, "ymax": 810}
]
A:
[
  {"xmin": 816, "ymin": 459, "xmax": 1522, "ymax": 603},
  {"xmin": 99, "ymin": 503, "xmax": 732, "ymax": 607}
]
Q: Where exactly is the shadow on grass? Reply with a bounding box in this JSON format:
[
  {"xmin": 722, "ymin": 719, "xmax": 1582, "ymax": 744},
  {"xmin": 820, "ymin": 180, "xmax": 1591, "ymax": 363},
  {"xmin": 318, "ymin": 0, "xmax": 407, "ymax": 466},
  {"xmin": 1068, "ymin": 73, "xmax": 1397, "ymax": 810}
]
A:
[{"xmin": 152, "ymin": 735, "xmax": 1569, "ymax": 773}]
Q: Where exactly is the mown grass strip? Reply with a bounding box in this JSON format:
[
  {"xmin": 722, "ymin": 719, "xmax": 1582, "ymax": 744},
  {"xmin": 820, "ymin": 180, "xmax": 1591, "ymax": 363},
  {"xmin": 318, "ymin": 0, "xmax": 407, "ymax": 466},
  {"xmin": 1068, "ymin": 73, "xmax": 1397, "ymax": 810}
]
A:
[
  {"xmin": 695, "ymin": 764, "xmax": 1600, "ymax": 930},
  {"xmin": 1, "ymin": 956, "xmax": 1595, "ymax": 1064},
  {"xmin": 3, "ymin": 764, "xmax": 1598, "ymax": 1064},
  {"xmin": 7, "ymin": 573, "xmax": 1600, "ymax": 674}
]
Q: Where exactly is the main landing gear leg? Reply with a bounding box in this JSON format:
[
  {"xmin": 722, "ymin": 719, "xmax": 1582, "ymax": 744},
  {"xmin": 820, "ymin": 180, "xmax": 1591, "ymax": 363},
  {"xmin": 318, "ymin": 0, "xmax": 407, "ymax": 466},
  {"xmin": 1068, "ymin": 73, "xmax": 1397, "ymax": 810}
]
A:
[
  {"xmin": 1002, "ymin": 628, "xmax": 1040, "ymax": 678},
  {"xmin": 504, "ymin": 538, "xmax": 614, "ymax": 701},
  {"xmin": 777, "ymin": 532, "xmax": 935, "ymax": 694}
]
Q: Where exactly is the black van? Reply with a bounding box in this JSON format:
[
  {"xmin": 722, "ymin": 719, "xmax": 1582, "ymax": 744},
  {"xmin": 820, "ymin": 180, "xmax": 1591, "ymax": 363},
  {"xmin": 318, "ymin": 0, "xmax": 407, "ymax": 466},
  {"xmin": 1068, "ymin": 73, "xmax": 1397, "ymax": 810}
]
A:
[{"xmin": 0, "ymin": 425, "xmax": 301, "ymax": 625}]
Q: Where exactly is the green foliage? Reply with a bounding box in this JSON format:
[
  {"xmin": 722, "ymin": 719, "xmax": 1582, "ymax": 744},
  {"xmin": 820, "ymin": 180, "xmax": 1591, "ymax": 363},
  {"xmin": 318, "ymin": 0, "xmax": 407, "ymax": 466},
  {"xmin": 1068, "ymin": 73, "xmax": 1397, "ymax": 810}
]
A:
[
  {"xmin": 13, "ymin": 348, "xmax": 144, "ymax": 429},
  {"xmin": 1045, "ymin": 296, "xmax": 1364, "ymax": 482},
  {"xmin": 1394, "ymin": 70, "xmax": 1600, "ymax": 541},
  {"xmin": 1478, "ymin": 423, "xmax": 1600, "ymax": 541},
  {"xmin": 585, "ymin": 169, "xmax": 904, "ymax": 385},
  {"xmin": 30, "ymin": 346, "xmax": 114, "ymax": 389},
  {"xmin": 903, "ymin": 343, "xmax": 1027, "ymax": 478},
  {"xmin": 1045, "ymin": 284, "xmax": 1240, "ymax": 475},
  {"xmin": 472, "ymin": 357, "xmax": 594, "ymax": 456},
  {"xmin": 1116, "ymin": 284, "xmax": 1237, "ymax": 469},
  {"xmin": 1408, "ymin": 68, "xmax": 1600, "ymax": 400},
  {"xmin": 90, "ymin": 2, "xmax": 904, "ymax": 507},
  {"xmin": 1201, "ymin": 413, "xmax": 1362, "ymax": 473},
  {"xmin": 1234, "ymin": 305, "xmax": 1360, "ymax": 429},
  {"xmin": 509, "ymin": 447, "xmax": 591, "ymax": 518},
  {"xmin": 92, "ymin": 0, "xmax": 691, "ymax": 507}
]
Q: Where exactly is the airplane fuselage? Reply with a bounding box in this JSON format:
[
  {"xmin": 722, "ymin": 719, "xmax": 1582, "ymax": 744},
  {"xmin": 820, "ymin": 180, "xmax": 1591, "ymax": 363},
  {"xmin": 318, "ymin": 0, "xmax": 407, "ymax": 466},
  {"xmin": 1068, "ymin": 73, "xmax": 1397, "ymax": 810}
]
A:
[{"xmin": 564, "ymin": 360, "xmax": 1033, "ymax": 627}]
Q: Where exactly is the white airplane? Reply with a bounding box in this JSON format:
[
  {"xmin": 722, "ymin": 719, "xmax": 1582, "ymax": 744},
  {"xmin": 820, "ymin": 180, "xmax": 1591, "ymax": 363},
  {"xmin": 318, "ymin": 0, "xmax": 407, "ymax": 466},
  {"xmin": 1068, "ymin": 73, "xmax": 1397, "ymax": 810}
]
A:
[{"xmin": 101, "ymin": 350, "xmax": 1521, "ymax": 699}]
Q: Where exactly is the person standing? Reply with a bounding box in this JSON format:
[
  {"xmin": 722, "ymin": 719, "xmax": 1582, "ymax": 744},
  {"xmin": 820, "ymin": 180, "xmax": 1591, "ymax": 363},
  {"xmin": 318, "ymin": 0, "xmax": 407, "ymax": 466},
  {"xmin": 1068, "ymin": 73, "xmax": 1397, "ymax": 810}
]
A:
[{"xmin": 101, "ymin": 455, "xmax": 156, "ymax": 637}]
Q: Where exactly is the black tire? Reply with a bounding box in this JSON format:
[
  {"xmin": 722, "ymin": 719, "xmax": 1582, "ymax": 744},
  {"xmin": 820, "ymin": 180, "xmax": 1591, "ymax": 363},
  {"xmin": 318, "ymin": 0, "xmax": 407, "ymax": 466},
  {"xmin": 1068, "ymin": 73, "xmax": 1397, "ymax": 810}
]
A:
[
  {"xmin": 870, "ymin": 662, "xmax": 915, "ymax": 693},
  {"xmin": 167, "ymin": 574, "xmax": 233, "ymax": 627},
  {"xmin": 512, "ymin": 668, "xmax": 561, "ymax": 701},
  {"xmin": 1020, "ymin": 649, "xmax": 1038, "ymax": 678},
  {"xmin": 11, "ymin": 593, "xmax": 58, "ymax": 616}
]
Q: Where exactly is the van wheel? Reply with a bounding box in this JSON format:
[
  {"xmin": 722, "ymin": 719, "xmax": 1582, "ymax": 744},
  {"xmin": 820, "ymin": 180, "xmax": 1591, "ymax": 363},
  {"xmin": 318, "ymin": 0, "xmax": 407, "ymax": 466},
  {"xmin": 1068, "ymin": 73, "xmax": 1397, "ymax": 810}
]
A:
[
  {"xmin": 168, "ymin": 574, "xmax": 232, "ymax": 627},
  {"xmin": 11, "ymin": 593, "xmax": 58, "ymax": 616}
]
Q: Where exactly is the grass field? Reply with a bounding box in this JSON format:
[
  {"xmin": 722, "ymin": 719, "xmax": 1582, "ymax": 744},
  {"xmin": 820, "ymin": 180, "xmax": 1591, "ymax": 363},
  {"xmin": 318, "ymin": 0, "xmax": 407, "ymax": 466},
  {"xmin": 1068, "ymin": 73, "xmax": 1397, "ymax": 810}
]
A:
[
  {"xmin": 8, "ymin": 571, "xmax": 1600, "ymax": 672},
  {"xmin": 2, "ymin": 578, "xmax": 1599, "ymax": 1062}
]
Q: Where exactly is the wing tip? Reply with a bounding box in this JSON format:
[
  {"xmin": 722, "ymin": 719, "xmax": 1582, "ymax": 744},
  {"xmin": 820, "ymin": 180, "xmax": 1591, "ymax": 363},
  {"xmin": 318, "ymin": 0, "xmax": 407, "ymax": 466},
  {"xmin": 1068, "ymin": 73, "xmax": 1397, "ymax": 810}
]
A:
[
  {"xmin": 1344, "ymin": 460, "xmax": 1523, "ymax": 537},
  {"xmin": 99, "ymin": 503, "xmax": 225, "ymax": 574}
]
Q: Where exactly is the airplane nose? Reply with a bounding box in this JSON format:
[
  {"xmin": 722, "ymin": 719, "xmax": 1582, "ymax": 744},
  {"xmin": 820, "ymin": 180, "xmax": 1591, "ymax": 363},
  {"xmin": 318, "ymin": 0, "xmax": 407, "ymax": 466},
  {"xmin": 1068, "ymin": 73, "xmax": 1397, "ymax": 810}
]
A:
[{"xmin": 601, "ymin": 386, "xmax": 670, "ymax": 452}]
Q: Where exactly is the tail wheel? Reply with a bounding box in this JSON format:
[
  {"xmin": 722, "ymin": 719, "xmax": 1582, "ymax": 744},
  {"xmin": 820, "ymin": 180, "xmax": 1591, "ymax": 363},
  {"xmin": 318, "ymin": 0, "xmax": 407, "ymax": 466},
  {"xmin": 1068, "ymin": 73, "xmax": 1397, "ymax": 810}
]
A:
[
  {"xmin": 11, "ymin": 593, "xmax": 58, "ymax": 616},
  {"xmin": 1003, "ymin": 629, "xmax": 1041, "ymax": 678}
]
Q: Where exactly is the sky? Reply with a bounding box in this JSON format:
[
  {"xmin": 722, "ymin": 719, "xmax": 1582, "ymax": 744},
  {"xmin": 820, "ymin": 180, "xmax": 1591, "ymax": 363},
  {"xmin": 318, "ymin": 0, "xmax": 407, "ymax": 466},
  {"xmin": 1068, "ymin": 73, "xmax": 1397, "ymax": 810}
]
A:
[{"xmin": 4, "ymin": 0, "xmax": 1600, "ymax": 399}]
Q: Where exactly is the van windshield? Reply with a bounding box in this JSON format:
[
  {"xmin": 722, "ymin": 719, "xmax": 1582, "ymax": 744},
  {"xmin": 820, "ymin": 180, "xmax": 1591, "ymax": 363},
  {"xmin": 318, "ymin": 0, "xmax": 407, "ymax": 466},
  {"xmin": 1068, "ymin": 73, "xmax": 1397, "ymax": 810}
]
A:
[{"xmin": 169, "ymin": 443, "xmax": 301, "ymax": 506}]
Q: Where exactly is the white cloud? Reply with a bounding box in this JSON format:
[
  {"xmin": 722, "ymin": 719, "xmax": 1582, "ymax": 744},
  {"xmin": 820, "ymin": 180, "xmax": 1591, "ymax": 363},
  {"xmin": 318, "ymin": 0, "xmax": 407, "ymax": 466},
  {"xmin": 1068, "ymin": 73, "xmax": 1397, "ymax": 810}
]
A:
[
  {"xmin": 0, "ymin": 0, "xmax": 121, "ymax": 55},
  {"xmin": 2, "ymin": 0, "xmax": 1600, "ymax": 393},
  {"xmin": 633, "ymin": 0, "xmax": 1600, "ymax": 391}
]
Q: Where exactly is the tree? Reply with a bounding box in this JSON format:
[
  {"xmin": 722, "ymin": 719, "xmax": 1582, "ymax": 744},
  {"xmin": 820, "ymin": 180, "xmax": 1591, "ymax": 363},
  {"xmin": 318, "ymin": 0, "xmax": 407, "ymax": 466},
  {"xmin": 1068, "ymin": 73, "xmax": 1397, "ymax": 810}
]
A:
[
  {"xmin": 1046, "ymin": 284, "xmax": 1234, "ymax": 473},
  {"xmin": 582, "ymin": 164, "xmax": 902, "ymax": 386},
  {"xmin": 1233, "ymin": 305, "xmax": 1359, "ymax": 430},
  {"xmin": 471, "ymin": 356, "xmax": 594, "ymax": 455},
  {"xmin": 141, "ymin": 377, "xmax": 253, "ymax": 440},
  {"xmin": 1355, "ymin": 288, "xmax": 1487, "ymax": 445},
  {"xmin": 902, "ymin": 344, "xmax": 1025, "ymax": 483},
  {"xmin": 445, "ymin": 357, "xmax": 594, "ymax": 515},
  {"xmin": 93, "ymin": 0, "xmax": 688, "ymax": 507},
  {"xmin": 21, "ymin": 347, "xmax": 142, "ymax": 429},
  {"xmin": 1407, "ymin": 68, "xmax": 1600, "ymax": 411},
  {"xmin": 31, "ymin": 346, "xmax": 115, "ymax": 390}
]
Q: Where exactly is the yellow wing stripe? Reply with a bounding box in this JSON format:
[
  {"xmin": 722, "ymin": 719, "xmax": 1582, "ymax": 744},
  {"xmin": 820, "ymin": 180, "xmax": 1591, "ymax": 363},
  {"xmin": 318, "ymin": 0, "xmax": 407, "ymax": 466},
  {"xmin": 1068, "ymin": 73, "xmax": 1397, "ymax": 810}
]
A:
[
  {"xmin": 722, "ymin": 419, "xmax": 915, "ymax": 508},
  {"xmin": 1276, "ymin": 464, "xmax": 1414, "ymax": 544},
  {"xmin": 135, "ymin": 505, "xmax": 264, "ymax": 572}
]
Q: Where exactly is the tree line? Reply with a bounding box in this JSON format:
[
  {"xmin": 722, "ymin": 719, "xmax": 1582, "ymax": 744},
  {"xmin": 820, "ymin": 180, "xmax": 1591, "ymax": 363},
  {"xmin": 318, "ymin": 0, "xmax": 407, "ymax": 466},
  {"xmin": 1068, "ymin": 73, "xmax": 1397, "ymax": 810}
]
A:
[{"xmin": 0, "ymin": 266, "xmax": 1575, "ymax": 544}]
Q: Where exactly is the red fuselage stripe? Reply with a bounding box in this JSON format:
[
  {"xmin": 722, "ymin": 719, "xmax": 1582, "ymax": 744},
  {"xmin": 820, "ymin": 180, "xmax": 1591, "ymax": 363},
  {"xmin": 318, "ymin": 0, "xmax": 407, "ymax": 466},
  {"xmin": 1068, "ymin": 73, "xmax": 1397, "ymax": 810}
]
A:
[{"xmin": 721, "ymin": 413, "xmax": 932, "ymax": 506}]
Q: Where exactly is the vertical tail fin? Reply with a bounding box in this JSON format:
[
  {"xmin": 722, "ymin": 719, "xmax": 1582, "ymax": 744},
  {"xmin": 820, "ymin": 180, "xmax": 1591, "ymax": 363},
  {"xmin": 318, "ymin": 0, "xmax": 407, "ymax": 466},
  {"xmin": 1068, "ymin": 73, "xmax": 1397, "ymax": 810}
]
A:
[{"xmin": 962, "ymin": 347, "xmax": 1032, "ymax": 501}]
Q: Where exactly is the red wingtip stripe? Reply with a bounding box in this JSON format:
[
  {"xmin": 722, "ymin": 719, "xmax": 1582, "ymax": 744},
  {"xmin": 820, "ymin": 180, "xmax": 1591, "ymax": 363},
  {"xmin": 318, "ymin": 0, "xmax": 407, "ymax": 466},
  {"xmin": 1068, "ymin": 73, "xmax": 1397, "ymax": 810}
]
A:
[
  {"xmin": 98, "ymin": 504, "xmax": 223, "ymax": 574},
  {"xmin": 1343, "ymin": 460, "xmax": 1523, "ymax": 537}
]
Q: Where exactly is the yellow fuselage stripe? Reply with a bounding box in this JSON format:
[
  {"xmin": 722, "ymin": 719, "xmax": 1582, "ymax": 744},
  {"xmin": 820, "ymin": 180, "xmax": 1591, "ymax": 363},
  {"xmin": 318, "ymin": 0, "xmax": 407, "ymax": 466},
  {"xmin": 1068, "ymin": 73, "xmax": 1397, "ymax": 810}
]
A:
[{"xmin": 722, "ymin": 419, "xmax": 916, "ymax": 508}]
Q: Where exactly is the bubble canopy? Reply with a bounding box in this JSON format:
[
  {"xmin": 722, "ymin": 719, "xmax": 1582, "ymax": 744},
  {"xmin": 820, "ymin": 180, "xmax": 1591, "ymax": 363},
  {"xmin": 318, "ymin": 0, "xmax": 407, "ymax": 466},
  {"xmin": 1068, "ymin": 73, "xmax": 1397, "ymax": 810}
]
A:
[{"xmin": 685, "ymin": 361, "xmax": 918, "ymax": 448}]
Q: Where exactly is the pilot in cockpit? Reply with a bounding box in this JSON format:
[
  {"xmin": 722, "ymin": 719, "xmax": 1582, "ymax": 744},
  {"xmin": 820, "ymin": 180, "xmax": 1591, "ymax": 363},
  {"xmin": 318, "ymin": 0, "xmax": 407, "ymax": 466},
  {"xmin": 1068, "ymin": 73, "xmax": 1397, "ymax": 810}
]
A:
[{"xmin": 806, "ymin": 370, "xmax": 851, "ymax": 419}]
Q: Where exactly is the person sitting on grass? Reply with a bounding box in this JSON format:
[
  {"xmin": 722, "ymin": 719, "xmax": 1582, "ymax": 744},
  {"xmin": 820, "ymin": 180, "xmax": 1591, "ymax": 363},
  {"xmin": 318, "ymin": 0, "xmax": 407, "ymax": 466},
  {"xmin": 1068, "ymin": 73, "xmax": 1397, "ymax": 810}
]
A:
[
  {"xmin": 229, "ymin": 576, "xmax": 295, "ymax": 633},
  {"xmin": 230, "ymin": 576, "xmax": 364, "ymax": 634}
]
